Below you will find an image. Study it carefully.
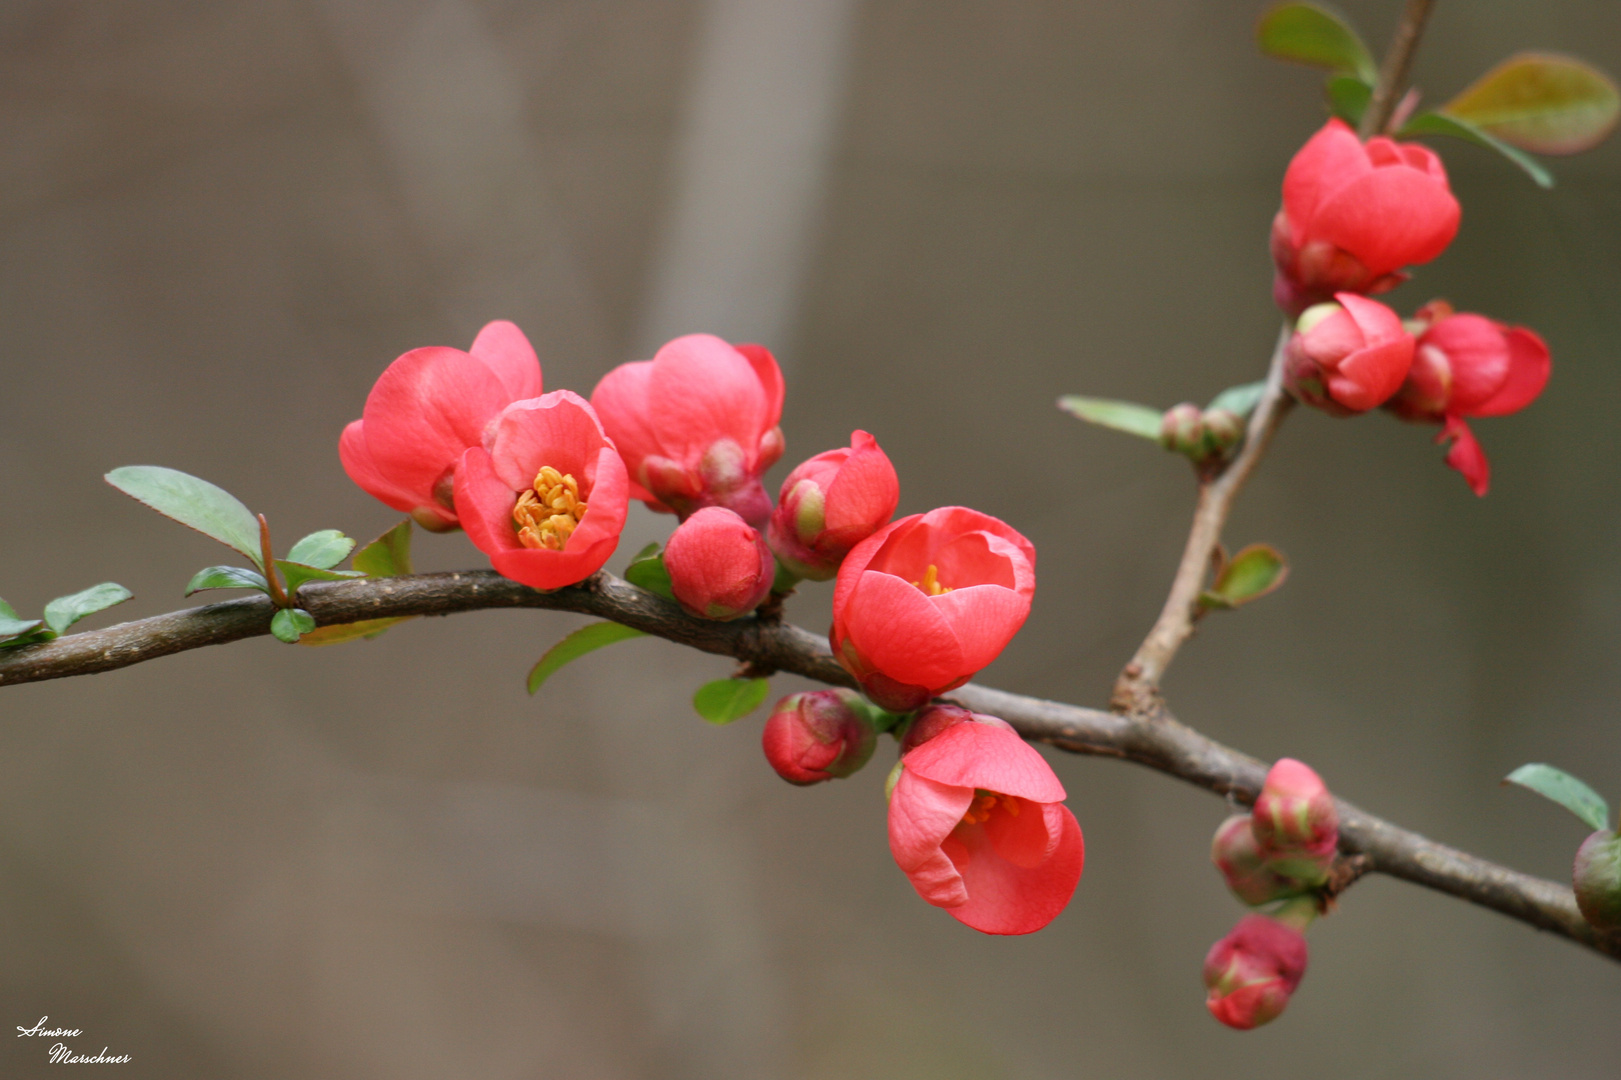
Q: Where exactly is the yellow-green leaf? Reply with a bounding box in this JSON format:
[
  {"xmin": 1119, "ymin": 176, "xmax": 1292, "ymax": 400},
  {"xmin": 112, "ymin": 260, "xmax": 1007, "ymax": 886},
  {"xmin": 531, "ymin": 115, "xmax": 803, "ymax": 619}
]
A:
[{"xmin": 1444, "ymin": 52, "xmax": 1620, "ymax": 156}]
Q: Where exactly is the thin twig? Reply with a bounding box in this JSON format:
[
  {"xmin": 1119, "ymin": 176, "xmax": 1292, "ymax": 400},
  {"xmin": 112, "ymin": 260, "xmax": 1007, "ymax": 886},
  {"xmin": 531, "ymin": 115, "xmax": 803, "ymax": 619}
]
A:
[
  {"xmin": 0, "ymin": 569, "xmax": 1609, "ymax": 962},
  {"xmin": 1360, "ymin": 0, "xmax": 1438, "ymax": 139}
]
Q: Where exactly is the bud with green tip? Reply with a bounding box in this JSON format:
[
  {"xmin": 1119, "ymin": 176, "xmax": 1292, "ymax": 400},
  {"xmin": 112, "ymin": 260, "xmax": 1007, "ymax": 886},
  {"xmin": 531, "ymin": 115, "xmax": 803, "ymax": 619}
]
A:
[
  {"xmin": 1252, "ymin": 758, "xmax": 1339, "ymax": 864},
  {"xmin": 1574, "ymin": 829, "xmax": 1621, "ymax": 932},
  {"xmin": 1200, "ymin": 408, "xmax": 1245, "ymax": 455},
  {"xmin": 1159, "ymin": 403, "xmax": 1205, "ymax": 455},
  {"xmin": 761, "ymin": 689, "xmax": 879, "ymax": 785},
  {"xmin": 1203, "ymin": 914, "xmax": 1309, "ymax": 1030},
  {"xmin": 1211, "ymin": 814, "xmax": 1315, "ymax": 905}
]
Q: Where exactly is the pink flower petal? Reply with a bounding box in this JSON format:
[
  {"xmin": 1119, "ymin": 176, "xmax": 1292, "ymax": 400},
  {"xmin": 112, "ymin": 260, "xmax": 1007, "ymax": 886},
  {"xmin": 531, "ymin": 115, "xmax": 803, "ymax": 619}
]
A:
[
  {"xmin": 361, "ymin": 345, "xmax": 516, "ymax": 495},
  {"xmin": 927, "ymin": 583, "xmax": 1032, "ymax": 674},
  {"xmin": 485, "ymin": 391, "xmax": 609, "ymax": 492},
  {"xmin": 1439, "ymin": 415, "xmax": 1491, "ymax": 496},
  {"xmin": 888, "ymin": 770, "xmax": 974, "ymax": 907},
  {"xmin": 843, "ymin": 570, "xmax": 968, "ymax": 689},
  {"xmin": 1312, "ymin": 169, "xmax": 1460, "ymax": 276},
  {"xmin": 1283, "ymin": 119, "xmax": 1372, "ymax": 240},
  {"xmin": 902, "ymin": 722, "xmax": 1067, "ymax": 803},
  {"xmin": 469, "ymin": 320, "xmax": 543, "ymax": 403},
  {"xmin": 947, "ymin": 802, "xmax": 1083, "ymax": 935},
  {"xmin": 1471, "ymin": 326, "xmax": 1550, "ymax": 418}
]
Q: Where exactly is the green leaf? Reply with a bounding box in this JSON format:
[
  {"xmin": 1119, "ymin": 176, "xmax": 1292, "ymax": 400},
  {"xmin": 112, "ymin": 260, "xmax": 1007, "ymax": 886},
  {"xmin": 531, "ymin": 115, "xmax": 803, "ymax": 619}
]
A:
[
  {"xmin": 1401, "ymin": 111, "xmax": 1554, "ymax": 188},
  {"xmin": 185, "ymin": 565, "xmax": 271, "ymax": 596},
  {"xmin": 1504, "ymin": 763, "xmax": 1611, "ymax": 832},
  {"xmin": 1207, "ymin": 380, "xmax": 1269, "ymax": 419},
  {"xmin": 286, "ymin": 529, "xmax": 356, "ymax": 570},
  {"xmin": 298, "ymin": 617, "xmax": 411, "ymax": 646},
  {"xmin": 624, "ymin": 543, "xmax": 676, "ymax": 600},
  {"xmin": 0, "ymin": 615, "xmax": 45, "ymax": 643},
  {"xmin": 106, "ymin": 465, "xmax": 264, "ymax": 568},
  {"xmin": 693, "ymin": 677, "xmax": 772, "ymax": 725},
  {"xmin": 353, "ymin": 519, "xmax": 413, "ymax": 578},
  {"xmin": 275, "ymin": 560, "xmax": 365, "ymax": 598},
  {"xmin": 1057, "ymin": 396, "xmax": 1165, "ymax": 442},
  {"xmin": 1326, "ymin": 74, "xmax": 1372, "ymax": 128},
  {"xmin": 1257, "ymin": 3, "xmax": 1378, "ymax": 83},
  {"xmin": 1200, "ymin": 543, "xmax": 1289, "ymax": 610},
  {"xmin": 1444, "ymin": 52, "xmax": 1620, "ymax": 156},
  {"xmin": 526, "ymin": 621, "xmax": 648, "ymax": 694},
  {"xmin": 269, "ymin": 607, "xmax": 316, "ymax": 644},
  {"xmin": 42, "ymin": 582, "xmax": 132, "ymax": 635}
]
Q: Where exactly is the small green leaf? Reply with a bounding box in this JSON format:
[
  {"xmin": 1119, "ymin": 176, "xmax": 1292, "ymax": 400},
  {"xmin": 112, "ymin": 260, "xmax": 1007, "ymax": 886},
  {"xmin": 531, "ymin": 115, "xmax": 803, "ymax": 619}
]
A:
[
  {"xmin": 275, "ymin": 560, "xmax": 365, "ymax": 598},
  {"xmin": 185, "ymin": 565, "xmax": 271, "ymax": 596},
  {"xmin": 1326, "ymin": 74, "xmax": 1372, "ymax": 128},
  {"xmin": 1257, "ymin": 3, "xmax": 1378, "ymax": 83},
  {"xmin": 625, "ymin": 543, "xmax": 676, "ymax": 600},
  {"xmin": 693, "ymin": 677, "xmax": 772, "ymax": 725},
  {"xmin": 286, "ymin": 529, "xmax": 356, "ymax": 570},
  {"xmin": 1504, "ymin": 763, "xmax": 1611, "ymax": 832},
  {"xmin": 42, "ymin": 582, "xmax": 132, "ymax": 635},
  {"xmin": 298, "ymin": 617, "xmax": 411, "ymax": 646},
  {"xmin": 269, "ymin": 607, "xmax": 316, "ymax": 643},
  {"xmin": 1444, "ymin": 52, "xmax": 1620, "ymax": 156},
  {"xmin": 527, "ymin": 621, "xmax": 649, "ymax": 694},
  {"xmin": 1201, "ymin": 543, "xmax": 1289, "ymax": 610},
  {"xmin": 353, "ymin": 519, "xmax": 414, "ymax": 578},
  {"xmin": 1057, "ymin": 396, "xmax": 1165, "ymax": 441},
  {"xmin": 1401, "ymin": 111, "xmax": 1554, "ymax": 188},
  {"xmin": 106, "ymin": 465, "xmax": 264, "ymax": 568},
  {"xmin": 0, "ymin": 615, "xmax": 46, "ymax": 644},
  {"xmin": 1207, "ymin": 380, "xmax": 1269, "ymax": 419}
]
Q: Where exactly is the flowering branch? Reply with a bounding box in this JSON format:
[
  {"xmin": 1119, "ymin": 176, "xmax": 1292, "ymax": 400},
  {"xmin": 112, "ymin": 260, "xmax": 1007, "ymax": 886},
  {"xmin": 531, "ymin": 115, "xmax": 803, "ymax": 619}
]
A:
[{"xmin": 0, "ymin": 568, "xmax": 1612, "ymax": 963}]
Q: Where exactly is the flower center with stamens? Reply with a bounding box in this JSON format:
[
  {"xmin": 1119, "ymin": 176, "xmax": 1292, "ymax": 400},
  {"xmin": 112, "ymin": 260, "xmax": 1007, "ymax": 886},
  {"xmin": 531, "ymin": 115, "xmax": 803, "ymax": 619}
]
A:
[
  {"xmin": 513, "ymin": 465, "xmax": 588, "ymax": 551},
  {"xmin": 959, "ymin": 788, "xmax": 1020, "ymax": 827},
  {"xmin": 911, "ymin": 564, "xmax": 952, "ymax": 595}
]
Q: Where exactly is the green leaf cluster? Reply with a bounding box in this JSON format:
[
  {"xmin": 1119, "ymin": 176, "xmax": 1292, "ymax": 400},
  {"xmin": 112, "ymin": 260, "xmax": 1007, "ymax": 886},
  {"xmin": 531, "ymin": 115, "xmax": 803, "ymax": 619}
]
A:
[{"xmin": 0, "ymin": 583, "xmax": 133, "ymax": 649}]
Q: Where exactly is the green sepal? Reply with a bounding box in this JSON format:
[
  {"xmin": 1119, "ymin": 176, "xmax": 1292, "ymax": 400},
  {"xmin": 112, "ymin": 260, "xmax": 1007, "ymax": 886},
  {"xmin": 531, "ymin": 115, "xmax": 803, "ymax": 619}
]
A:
[
  {"xmin": 693, "ymin": 677, "xmax": 771, "ymax": 724},
  {"xmin": 1504, "ymin": 763, "xmax": 1610, "ymax": 832},
  {"xmin": 185, "ymin": 565, "xmax": 271, "ymax": 597},
  {"xmin": 269, "ymin": 607, "xmax": 316, "ymax": 643},
  {"xmin": 527, "ymin": 621, "xmax": 648, "ymax": 694}
]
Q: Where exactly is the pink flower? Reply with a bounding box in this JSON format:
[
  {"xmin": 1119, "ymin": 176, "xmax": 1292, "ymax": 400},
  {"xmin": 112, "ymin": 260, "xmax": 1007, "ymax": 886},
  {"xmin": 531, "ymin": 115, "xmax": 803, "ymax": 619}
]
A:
[
  {"xmin": 1385, "ymin": 302, "xmax": 1552, "ymax": 495},
  {"xmin": 1251, "ymin": 758, "xmax": 1339, "ymax": 862},
  {"xmin": 768, "ymin": 431, "xmax": 901, "ymax": 581},
  {"xmin": 1272, "ymin": 118, "xmax": 1461, "ymax": 314},
  {"xmin": 453, "ymin": 391, "xmax": 628, "ymax": 590},
  {"xmin": 1203, "ymin": 915, "xmax": 1309, "ymax": 1030},
  {"xmin": 663, "ymin": 506, "xmax": 775, "ymax": 620},
  {"xmin": 761, "ymin": 689, "xmax": 878, "ymax": 785},
  {"xmin": 888, "ymin": 718, "xmax": 1084, "ymax": 935},
  {"xmin": 1283, "ymin": 293, "xmax": 1415, "ymax": 415},
  {"xmin": 340, "ymin": 321, "xmax": 543, "ymax": 531},
  {"xmin": 590, "ymin": 334, "xmax": 786, "ymax": 528},
  {"xmin": 832, "ymin": 507, "xmax": 1036, "ymax": 713}
]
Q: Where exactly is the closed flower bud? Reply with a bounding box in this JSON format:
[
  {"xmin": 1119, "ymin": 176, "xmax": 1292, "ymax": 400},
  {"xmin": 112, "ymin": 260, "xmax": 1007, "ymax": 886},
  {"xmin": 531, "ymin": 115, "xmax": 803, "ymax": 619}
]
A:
[
  {"xmin": 664, "ymin": 506, "xmax": 775, "ymax": 620},
  {"xmin": 1271, "ymin": 118, "xmax": 1460, "ymax": 315},
  {"xmin": 1203, "ymin": 915, "xmax": 1309, "ymax": 1030},
  {"xmin": 1574, "ymin": 829, "xmax": 1621, "ymax": 932},
  {"xmin": 1252, "ymin": 758, "xmax": 1339, "ymax": 864},
  {"xmin": 1211, "ymin": 814, "xmax": 1312, "ymax": 905},
  {"xmin": 1284, "ymin": 294, "xmax": 1414, "ymax": 415},
  {"xmin": 761, "ymin": 689, "xmax": 878, "ymax": 785},
  {"xmin": 1159, "ymin": 403, "xmax": 1205, "ymax": 455},
  {"xmin": 768, "ymin": 431, "xmax": 901, "ymax": 581},
  {"xmin": 1200, "ymin": 408, "xmax": 1245, "ymax": 455}
]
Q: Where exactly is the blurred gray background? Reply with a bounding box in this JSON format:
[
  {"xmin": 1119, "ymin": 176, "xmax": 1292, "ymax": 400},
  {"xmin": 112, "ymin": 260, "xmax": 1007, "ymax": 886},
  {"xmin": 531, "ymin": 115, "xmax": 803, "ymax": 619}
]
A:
[{"xmin": 2, "ymin": 1, "xmax": 1620, "ymax": 1076}]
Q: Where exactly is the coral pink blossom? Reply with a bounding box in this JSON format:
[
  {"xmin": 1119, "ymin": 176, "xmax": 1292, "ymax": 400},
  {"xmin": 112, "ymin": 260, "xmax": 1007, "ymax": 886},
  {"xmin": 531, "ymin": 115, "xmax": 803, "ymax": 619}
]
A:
[
  {"xmin": 1203, "ymin": 915, "xmax": 1309, "ymax": 1030},
  {"xmin": 663, "ymin": 506, "xmax": 775, "ymax": 621},
  {"xmin": 1272, "ymin": 118, "xmax": 1461, "ymax": 314},
  {"xmin": 1385, "ymin": 303, "xmax": 1551, "ymax": 495},
  {"xmin": 768, "ymin": 430, "xmax": 900, "ymax": 581},
  {"xmin": 761, "ymin": 689, "xmax": 877, "ymax": 785},
  {"xmin": 590, "ymin": 334, "xmax": 785, "ymax": 528},
  {"xmin": 1283, "ymin": 293, "xmax": 1415, "ymax": 415},
  {"xmin": 453, "ymin": 391, "xmax": 628, "ymax": 591},
  {"xmin": 341, "ymin": 321, "xmax": 542, "ymax": 531},
  {"xmin": 831, "ymin": 507, "xmax": 1036, "ymax": 713},
  {"xmin": 888, "ymin": 719, "xmax": 1084, "ymax": 935}
]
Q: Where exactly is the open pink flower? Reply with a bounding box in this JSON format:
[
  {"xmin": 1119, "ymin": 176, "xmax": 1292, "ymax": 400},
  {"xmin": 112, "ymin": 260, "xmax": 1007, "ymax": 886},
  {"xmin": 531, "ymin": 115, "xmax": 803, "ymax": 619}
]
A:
[
  {"xmin": 1283, "ymin": 293, "xmax": 1415, "ymax": 415},
  {"xmin": 1203, "ymin": 915, "xmax": 1309, "ymax": 1030},
  {"xmin": 888, "ymin": 719, "xmax": 1084, "ymax": 935},
  {"xmin": 832, "ymin": 507, "xmax": 1036, "ymax": 712},
  {"xmin": 341, "ymin": 320, "xmax": 542, "ymax": 531},
  {"xmin": 1272, "ymin": 118, "xmax": 1461, "ymax": 314},
  {"xmin": 1385, "ymin": 302, "xmax": 1551, "ymax": 495},
  {"xmin": 768, "ymin": 430, "xmax": 900, "ymax": 581},
  {"xmin": 453, "ymin": 391, "xmax": 628, "ymax": 590},
  {"xmin": 590, "ymin": 334, "xmax": 785, "ymax": 528}
]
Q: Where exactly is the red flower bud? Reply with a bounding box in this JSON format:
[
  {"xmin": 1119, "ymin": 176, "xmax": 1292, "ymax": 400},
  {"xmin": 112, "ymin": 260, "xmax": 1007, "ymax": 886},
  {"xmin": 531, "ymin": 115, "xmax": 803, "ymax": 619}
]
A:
[
  {"xmin": 1211, "ymin": 814, "xmax": 1312, "ymax": 905},
  {"xmin": 831, "ymin": 507, "xmax": 1036, "ymax": 713},
  {"xmin": 1284, "ymin": 294, "xmax": 1415, "ymax": 415},
  {"xmin": 453, "ymin": 391, "xmax": 629, "ymax": 591},
  {"xmin": 1251, "ymin": 758, "xmax": 1339, "ymax": 864},
  {"xmin": 1203, "ymin": 915, "xmax": 1309, "ymax": 1030},
  {"xmin": 1574, "ymin": 829, "xmax": 1621, "ymax": 932},
  {"xmin": 663, "ymin": 506, "xmax": 775, "ymax": 620},
  {"xmin": 761, "ymin": 689, "xmax": 878, "ymax": 785},
  {"xmin": 590, "ymin": 334, "xmax": 785, "ymax": 528},
  {"xmin": 1271, "ymin": 119, "xmax": 1460, "ymax": 315},
  {"xmin": 768, "ymin": 430, "xmax": 900, "ymax": 581},
  {"xmin": 888, "ymin": 720, "xmax": 1084, "ymax": 935},
  {"xmin": 341, "ymin": 321, "xmax": 543, "ymax": 531},
  {"xmin": 1385, "ymin": 305, "xmax": 1552, "ymax": 496}
]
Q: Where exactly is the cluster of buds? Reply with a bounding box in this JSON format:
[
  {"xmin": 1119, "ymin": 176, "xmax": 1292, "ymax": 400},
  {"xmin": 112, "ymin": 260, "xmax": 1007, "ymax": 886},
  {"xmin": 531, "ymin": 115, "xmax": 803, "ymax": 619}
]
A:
[{"xmin": 1159, "ymin": 403, "xmax": 1247, "ymax": 465}]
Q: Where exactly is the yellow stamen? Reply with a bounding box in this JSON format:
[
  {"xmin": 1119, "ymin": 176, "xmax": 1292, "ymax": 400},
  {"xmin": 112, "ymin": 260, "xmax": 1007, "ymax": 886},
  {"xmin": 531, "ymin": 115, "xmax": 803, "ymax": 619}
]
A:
[
  {"xmin": 513, "ymin": 466, "xmax": 588, "ymax": 551},
  {"xmin": 912, "ymin": 564, "xmax": 952, "ymax": 596},
  {"xmin": 958, "ymin": 789, "xmax": 1020, "ymax": 828}
]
